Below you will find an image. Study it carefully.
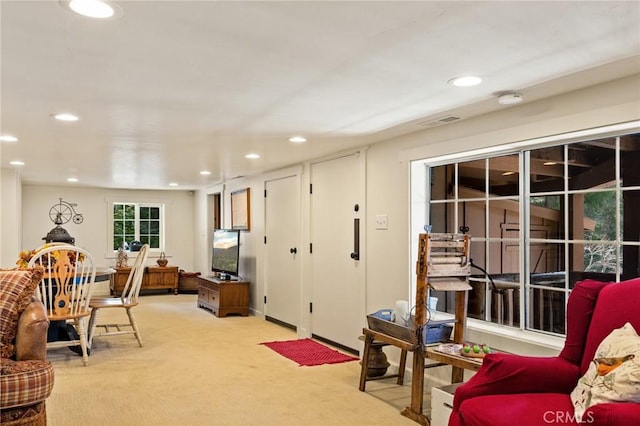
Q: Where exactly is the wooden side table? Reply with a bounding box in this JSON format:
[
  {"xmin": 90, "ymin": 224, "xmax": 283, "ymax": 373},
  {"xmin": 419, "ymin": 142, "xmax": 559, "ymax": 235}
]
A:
[
  {"xmin": 110, "ymin": 266, "xmax": 179, "ymax": 295},
  {"xmin": 359, "ymin": 328, "xmax": 411, "ymax": 391},
  {"xmin": 197, "ymin": 276, "xmax": 250, "ymax": 317},
  {"xmin": 425, "ymin": 346, "xmax": 483, "ymax": 375}
]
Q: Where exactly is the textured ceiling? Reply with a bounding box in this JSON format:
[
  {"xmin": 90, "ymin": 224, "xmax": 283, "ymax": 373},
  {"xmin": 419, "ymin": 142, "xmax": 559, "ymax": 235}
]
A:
[{"xmin": 1, "ymin": 1, "xmax": 639, "ymax": 189}]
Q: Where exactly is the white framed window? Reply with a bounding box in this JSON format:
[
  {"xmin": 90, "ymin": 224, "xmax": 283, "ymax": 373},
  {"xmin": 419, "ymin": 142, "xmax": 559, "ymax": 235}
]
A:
[
  {"xmin": 411, "ymin": 123, "xmax": 640, "ymax": 337},
  {"xmin": 112, "ymin": 202, "xmax": 164, "ymax": 251}
]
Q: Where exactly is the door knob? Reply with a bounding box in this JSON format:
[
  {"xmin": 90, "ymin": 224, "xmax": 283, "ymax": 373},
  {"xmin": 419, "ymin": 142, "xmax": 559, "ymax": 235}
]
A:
[{"xmin": 290, "ymin": 247, "xmax": 297, "ymax": 254}]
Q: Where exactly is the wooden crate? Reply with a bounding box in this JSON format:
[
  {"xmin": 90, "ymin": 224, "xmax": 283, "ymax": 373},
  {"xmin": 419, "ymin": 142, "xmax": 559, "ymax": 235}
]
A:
[
  {"xmin": 367, "ymin": 315, "xmax": 416, "ymax": 344},
  {"xmin": 367, "ymin": 315, "xmax": 454, "ymax": 345}
]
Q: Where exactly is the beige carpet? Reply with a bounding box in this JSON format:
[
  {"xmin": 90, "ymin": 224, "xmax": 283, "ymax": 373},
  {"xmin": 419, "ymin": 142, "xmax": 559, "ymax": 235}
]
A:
[{"xmin": 46, "ymin": 294, "xmax": 430, "ymax": 425}]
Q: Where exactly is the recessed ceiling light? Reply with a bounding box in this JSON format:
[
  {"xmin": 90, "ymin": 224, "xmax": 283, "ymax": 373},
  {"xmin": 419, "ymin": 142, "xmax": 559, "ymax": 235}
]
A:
[
  {"xmin": 67, "ymin": 177, "xmax": 79, "ymax": 183},
  {"xmin": 289, "ymin": 136, "xmax": 307, "ymax": 143},
  {"xmin": 0, "ymin": 135, "xmax": 18, "ymax": 142},
  {"xmin": 498, "ymin": 92, "xmax": 524, "ymax": 105},
  {"xmin": 169, "ymin": 182, "xmax": 179, "ymax": 187},
  {"xmin": 448, "ymin": 76, "xmax": 482, "ymax": 87},
  {"xmin": 543, "ymin": 161, "xmax": 558, "ymax": 166},
  {"xmin": 502, "ymin": 171, "xmax": 517, "ymax": 176},
  {"xmin": 245, "ymin": 153, "xmax": 260, "ymax": 159},
  {"xmin": 53, "ymin": 113, "xmax": 79, "ymax": 122},
  {"xmin": 9, "ymin": 160, "xmax": 25, "ymax": 166},
  {"xmin": 199, "ymin": 171, "xmax": 212, "ymax": 175},
  {"xmin": 65, "ymin": 0, "xmax": 115, "ymax": 19}
]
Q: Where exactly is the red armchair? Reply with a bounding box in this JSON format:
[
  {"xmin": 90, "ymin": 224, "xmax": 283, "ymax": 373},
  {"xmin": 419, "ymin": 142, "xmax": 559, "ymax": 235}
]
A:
[{"xmin": 450, "ymin": 278, "xmax": 640, "ymax": 426}]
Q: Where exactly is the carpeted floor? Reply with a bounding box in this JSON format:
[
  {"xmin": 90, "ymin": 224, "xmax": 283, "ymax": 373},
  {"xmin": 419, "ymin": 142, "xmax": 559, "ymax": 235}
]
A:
[{"xmin": 46, "ymin": 294, "xmax": 430, "ymax": 425}]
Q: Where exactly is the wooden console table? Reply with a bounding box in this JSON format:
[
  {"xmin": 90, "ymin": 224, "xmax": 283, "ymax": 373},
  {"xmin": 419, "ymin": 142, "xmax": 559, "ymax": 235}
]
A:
[
  {"xmin": 110, "ymin": 266, "xmax": 179, "ymax": 295},
  {"xmin": 197, "ymin": 276, "xmax": 250, "ymax": 317}
]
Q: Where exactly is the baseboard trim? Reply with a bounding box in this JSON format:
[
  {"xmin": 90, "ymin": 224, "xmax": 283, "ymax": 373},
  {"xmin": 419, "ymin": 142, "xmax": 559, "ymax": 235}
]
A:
[
  {"xmin": 311, "ymin": 334, "xmax": 359, "ymax": 356},
  {"xmin": 265, "ymin": 316, "xmax": 297, "ymax": 332}
]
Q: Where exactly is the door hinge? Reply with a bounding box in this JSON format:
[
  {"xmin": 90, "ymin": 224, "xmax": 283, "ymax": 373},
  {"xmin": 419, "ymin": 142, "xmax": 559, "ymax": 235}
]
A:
[
  {"xmin": 264, "ymin": 189, "xmax": 267, "ymax": 197},
  {"xmin": 310, "ymin": 183, "xmax": 313, "ymax": 194},
  {"xmin": 309, "ymin": 302, "xmax": 313, "ymax": 313},
  {"xmin": 309, "ymin": 243, "xmax": 313, "ymax": 253},
  {"xmin": 264, "ymin": 296, "xmax": 267, "ymax": 304},
  {"xmin": 264, "ymin": 236, "xmax": 267, "ymax": 244}
]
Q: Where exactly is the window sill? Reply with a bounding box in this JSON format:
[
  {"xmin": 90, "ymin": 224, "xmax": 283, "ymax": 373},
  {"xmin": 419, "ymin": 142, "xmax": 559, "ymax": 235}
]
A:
[
  {"xmin": 466, "ymin": 318, "xmax": 564, "ymax": 351},
  {"xmin": 105, "ymin": 251, "xmax": 170, "ymax": 260},
  {"xmin": 430, "ymin": 311, "xmax": 564, "ymax": 354}
]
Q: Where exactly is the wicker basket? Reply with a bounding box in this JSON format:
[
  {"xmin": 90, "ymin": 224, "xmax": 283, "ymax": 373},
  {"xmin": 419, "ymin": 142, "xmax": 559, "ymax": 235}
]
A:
[{"xmin": 156, "ymin": 252, "xmax": 169, "ymax": 267}]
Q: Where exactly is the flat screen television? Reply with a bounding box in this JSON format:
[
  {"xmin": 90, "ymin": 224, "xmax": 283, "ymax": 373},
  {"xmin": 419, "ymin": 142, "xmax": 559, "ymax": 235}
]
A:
[{"xmin": 211, "ymin": 229, "xmax": 241, "ymax": 280}]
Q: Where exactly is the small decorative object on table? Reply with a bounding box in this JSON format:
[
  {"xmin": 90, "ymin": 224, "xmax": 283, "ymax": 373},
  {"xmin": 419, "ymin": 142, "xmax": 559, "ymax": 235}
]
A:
[
  {"xmin": 116, "ymin": 246, "xmax": 128, "ymax": 267},
  {"xmin": 434, "ymin": 343, "xmax": 463, "ymax": 355},
  {"xmin": 460, "ymin": 342, "xmax": 492, "ymax": 358},
  {"xmin": 157, "ymin": 251, "xmax": 168, "ymax": 267}
]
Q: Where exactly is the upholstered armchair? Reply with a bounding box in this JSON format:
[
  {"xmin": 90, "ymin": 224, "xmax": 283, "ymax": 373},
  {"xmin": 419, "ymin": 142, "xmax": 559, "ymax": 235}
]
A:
[
  {"xmin": 1, "ymin": 268, "xmax": 55, "ymax": 426},
  {"xmin": 450, "ymin": 277, "xmax": 640, "ymax": 426}
]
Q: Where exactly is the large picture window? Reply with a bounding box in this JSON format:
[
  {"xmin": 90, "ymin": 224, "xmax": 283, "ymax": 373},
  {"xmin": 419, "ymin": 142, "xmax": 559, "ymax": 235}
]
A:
[
  {"xmin": 113, "ymin": 202, "xmax": 164, "ymax": 251},
  {"xmin": 414, "ymin": 128, "xmax": 639, "ymax": 337}
]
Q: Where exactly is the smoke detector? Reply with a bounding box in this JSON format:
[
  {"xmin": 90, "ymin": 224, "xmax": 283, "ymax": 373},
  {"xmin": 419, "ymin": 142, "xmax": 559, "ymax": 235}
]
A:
[{"xmin": 498, "ymin": 92, "xmax": 523, "ymax": 105}]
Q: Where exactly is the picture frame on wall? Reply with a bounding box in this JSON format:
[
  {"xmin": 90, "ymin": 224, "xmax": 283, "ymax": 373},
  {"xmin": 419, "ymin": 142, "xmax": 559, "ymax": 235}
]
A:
[{"xmin": 231, "ymin": 188, "xmax": 251, "ymax": 231}]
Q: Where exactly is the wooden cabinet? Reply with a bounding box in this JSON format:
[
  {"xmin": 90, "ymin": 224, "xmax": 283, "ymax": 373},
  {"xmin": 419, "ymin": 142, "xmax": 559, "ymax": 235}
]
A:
[
  {"xmin": 197, "ymin": 276, "xmax": 250, "ymax": 317},
  {"xmin": 110, "ymin": 266, "xmax": 179, "ymax": 295}
]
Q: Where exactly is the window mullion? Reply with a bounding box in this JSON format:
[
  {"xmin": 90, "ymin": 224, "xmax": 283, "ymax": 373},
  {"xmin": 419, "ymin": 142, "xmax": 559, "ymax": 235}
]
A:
[
  {"xmin": 135, "ymin": 204, "xmax": 141, "ymax": 241},
  {"xmin": 522, "ymin": 151, "xmax": 530, "ymax": 332},
  {"xmin": 615, "ymin": 136, "xmax": 621, "ymax": 282},
  {"xmin": 484, "ymin": 158, "xmax": 490, "ymax": 322}
]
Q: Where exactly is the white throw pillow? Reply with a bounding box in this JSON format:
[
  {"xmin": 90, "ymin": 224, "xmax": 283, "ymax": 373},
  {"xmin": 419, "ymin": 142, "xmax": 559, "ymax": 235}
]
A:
[{"xmin": 571, "ymin": 322, "xmax": 640, "ymax": 422}]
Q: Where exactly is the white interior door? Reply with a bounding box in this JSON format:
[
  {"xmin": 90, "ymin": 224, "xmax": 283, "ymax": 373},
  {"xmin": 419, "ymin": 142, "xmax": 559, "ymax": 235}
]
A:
[
  {"xmin": 264, "ymin": 175, "xmax": 300, "ymax": 328},
  {"xmin": 310, "ymin": 153, "xmax": 364, "ymax": 352}
]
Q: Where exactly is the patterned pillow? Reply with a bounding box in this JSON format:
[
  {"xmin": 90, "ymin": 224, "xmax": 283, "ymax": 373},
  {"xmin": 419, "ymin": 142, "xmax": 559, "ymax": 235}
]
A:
[
  {"xmin": 0, "ymin": 268, "xmax": 44, "ymax": 359},
  {"xmin": 571, "ymin": 322, "xmax": 640, "ymax": 422}
]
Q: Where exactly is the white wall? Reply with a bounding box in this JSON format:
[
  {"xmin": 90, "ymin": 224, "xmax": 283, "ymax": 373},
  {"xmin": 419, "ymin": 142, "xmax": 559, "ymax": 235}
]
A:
[
  {"xmin": 1, "ymin": 168, "xmax": 22, "ymax": 268},
  {"xmin": 19, "ymin": 185, "xmax": 195, "ymax": 294}
]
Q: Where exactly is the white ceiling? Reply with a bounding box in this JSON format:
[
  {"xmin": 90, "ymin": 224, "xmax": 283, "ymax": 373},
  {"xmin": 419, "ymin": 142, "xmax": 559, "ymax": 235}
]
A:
[{"xmin": 1, "ymin": 1, "xmax": 639, "ymax": 190}]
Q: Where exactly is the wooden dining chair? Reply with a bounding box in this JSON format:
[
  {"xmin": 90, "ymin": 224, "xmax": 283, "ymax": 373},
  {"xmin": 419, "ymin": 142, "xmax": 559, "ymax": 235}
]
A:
[
  {"xmin": 28, "ymin": 244, "xmax": 96, "ymax": 366},
  {"xmin": 88, "ymin": 244, "xmax": 149, "ymax": 348}
]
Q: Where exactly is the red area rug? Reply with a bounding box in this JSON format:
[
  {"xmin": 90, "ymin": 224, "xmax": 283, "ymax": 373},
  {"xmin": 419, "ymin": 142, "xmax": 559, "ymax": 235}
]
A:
[{"xmin": 260, "ymin": 338, "xmax": 359, "ymax": 367}]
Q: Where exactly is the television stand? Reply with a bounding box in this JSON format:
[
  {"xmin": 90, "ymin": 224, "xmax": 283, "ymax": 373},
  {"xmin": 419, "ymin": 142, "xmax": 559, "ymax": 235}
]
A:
[{"xmin": 197, "ymin": 276, "xmax": 250, "ymax": 317}]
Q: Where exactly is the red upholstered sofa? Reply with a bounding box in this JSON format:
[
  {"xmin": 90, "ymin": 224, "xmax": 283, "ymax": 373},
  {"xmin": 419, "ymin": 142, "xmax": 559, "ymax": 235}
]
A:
[{"xmin": 450, "ymin": 278, "xmax": 640, "ymax": 426}]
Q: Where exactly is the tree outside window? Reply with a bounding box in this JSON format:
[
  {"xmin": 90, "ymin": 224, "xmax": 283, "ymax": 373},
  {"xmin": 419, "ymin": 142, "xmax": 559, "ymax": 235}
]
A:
[{"xmin": 113, "ymin": 203, "xmax": 163, "ymax": 250}]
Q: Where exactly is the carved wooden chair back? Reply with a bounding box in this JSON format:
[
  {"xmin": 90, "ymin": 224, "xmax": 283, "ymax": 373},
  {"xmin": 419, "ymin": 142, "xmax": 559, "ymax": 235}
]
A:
[
  {"xmin": 28, "ymin": 244, "xmax": 96, "ymax": 365},
  {"xmin": 28, "ymin": 244, "xmax": 96, "ymax": 320}
]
